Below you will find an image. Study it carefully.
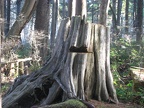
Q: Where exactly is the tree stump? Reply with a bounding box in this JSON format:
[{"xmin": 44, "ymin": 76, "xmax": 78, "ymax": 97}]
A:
[{"xmin": 2, "ymin": 16, "xmax": 118, "ymax": 108}]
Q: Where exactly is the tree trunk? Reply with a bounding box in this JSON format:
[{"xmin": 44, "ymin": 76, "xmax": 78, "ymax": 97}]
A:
[
  {"xmin": 111, "ymin": 0, "xmax": 116, "ymax": 29},
  {"xmin": 16, "ymin": 0, "xmax": 22, "ymax": 16},
  {"xmin": 0, "ymin": 0, "xmax": 4, "ymax": 107},
  {"xmin": 91, "ymin": 0, "xmax": 94, "ymax": 23},
  {"xmin": 2, "ymin": 16, "xmax": 118, "ymax": 108},
  {"xmin": 110, "ymin": 0, "xmax": 119, "ymax": 41},
  {"xmin": 117, "ymin": 0, "xmax": 122, "ymax": 26},
  {"xmin": 50, "ymin": 0, "xmax": 59, "ymax": 51},
  {"xmin": 133, "ymin": 0, "xmax": 137, "ymax": 27},
  {"xmin": 125, "ymin": 0, "xmax": 129, "ymax": 34},
  {"xmin": 35, "ymin": 0, "xmax": 50, "ymax": 64},
  {"xmin": 135, "ymin": 0, "xmax": 143, "ymax": 43},
  {"xmin": 99, "ymin": 0, "xmax": 110, "ymax": 25},
  {"xmin": 68, "ymin": 0, "xmax": 76, "ymax": 18},
  {"xmin": 5, "ymin": 0, "xmax": 11, "ymax": 35},
  {"xmin": 6, "ymin": 0, "xmax": 39, "ymax": 38},
  {"xmin": 76, "ymin": 0, "xmax": 87, "ymax": 20},
  {"xmin": 19, "ymin": 61, "xmax": 24, "ymax": 75},
  {"xmin": 62, "ymin": 0, "xmax": 66, "ymax": 18},
  {"xmin": 0, "ymin": 0, "xmax": 4, "ymax": 38}
]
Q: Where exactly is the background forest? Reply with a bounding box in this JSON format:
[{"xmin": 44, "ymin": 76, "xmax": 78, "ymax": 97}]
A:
[{"xmin": 1, "ymin": 0, "xmax": 144, "ymax": 107}]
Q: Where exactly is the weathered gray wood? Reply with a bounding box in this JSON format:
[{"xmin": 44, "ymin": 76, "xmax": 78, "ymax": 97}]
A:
[
  {"xmin": 38, "ymin": 17, "xmax": 74, "ymax": 106},
  {"xmin": 60, "ymin": 53, "xmax": 77, "ymax": 99},
  {"xmin": 84, "ymin": 53, "xmax": 95, "ymax": 100},
  {"xmin": 2, "ymin": 16, "xmax": 118, "ymax": 108},
  {"xmin": 105, "ymin": 27, "xmax": 118, "ymax": 103},
  {"xmin": 99, "ymin": 25, "xmax": 109, "ymax": 101},
  {"xmin": 60, "ymin": 53, "xmax": 88, "ymax": 100},
  {"xmin": 70, "ymin": 20, "xmax": 92, "ymax": 52},
  {"xmin": 41, "ymin": 82, "xmax": 61, "ymax": 105},
  {"xmin": 2, "ymin": 18, "xmax": 71, "ymax": 108},
  {"xmin": 19, "ymin": 61, "xmax": 24, "ymax": 75},
  {"xmin": 76, "ymin": 53, "xmax": 87, "ymax": 100},
  {"xmin": 83, "ymin": 25, "xmax": 95, "ymax": 100},
  {"xmin": 69, "ymin": 16, "xmax": 81, "ymax": 49},
  {"xmin": 94, "ymin": 24, "xmax": 118, "ymax": 102},
  {"xmin": 80, "ymin": 22, "xmax": 92, "ymax": 52},
  {"xmin": 94, "ymin": 24, "xmax": 101, "ymax": 100}
]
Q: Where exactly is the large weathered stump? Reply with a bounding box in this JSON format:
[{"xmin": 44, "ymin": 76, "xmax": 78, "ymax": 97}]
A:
[{"xmin": 2, "ymin": 16, "xmax": 118, "ymax": 108}]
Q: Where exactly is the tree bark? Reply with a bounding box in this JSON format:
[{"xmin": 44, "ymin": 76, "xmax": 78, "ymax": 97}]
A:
[
  {"xmin": 111, "ymin": 0, "xmax": 117, "ymax": 30},
  {"xmin": 0, "ymin": 0, "xmax": 4, "ymax": 107},
  {"xmin": 133, "ymin": 0, "xmax": 137, "ymax": 27},
  {"xmin": 68, "ymin": 0, "xmax": 76, "ymax": 18},
  {"xmin": 16, "ymin": 0, "xmax": 22, "ymax": 16},
  {"xmin": 35, "ymin": 0, "xmax": 50, "ymax": 64},
  {"xmin": 2, "ymin": 16, "xmax": 118, "ymax": 108},
  {"xmin": 99, "ymin": 0, "xmax": 110, "ymax": 25},
  {"xmin": 117, "ymin": 0, "xmax": 122, "ymax": 26},
  {"xmin": 135, "ymin": 0, "xmax": 143, "ymax": 43},
  {"xmin": 6, "ymin": 0, "xmax": 39, "ymax": 38},
  {"xmin": 68, "ymin": 0, "xmax": 87, "ymax": 20},
  {"xmin": 125, "ymin": 0, "xmax": 129, "ymax": 34},
  {"xmin": 50, "ymin": 0, "xmax": 59, "ymax": 51},
  {"xmin": 0, "ymin": 0, "xmax": 4, "ymax": 38},
  {"xmin": 5, "ymin": 0, "xmax": 11, "ymax": 35},
  {"xmin": 62, "ymin": 0, "xmax": 66, "ymax": 18},
  {"xmin": 76, "ymin": 0, "xmax": 87, "ymax": 20}
]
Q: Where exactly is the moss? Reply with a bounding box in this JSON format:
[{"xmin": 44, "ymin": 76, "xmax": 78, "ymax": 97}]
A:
[{"xmin": 39, "ymin": 99, "xmax": 87, "ymax": 108}]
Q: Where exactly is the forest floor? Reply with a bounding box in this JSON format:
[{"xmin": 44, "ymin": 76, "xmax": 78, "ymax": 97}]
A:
[
  {"xmin": 89, "ymin": 99, "xmax": 143, "ymax": 108},
  {"xmin": 1, "ymin": 76, "xmax": 143, "ymax": 108}
]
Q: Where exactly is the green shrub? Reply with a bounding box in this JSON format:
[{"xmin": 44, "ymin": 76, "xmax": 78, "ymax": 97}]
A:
[
  {"xmin": 111, "ymin": 39, "xmax": 144, "ymax": 106},
  {"xmin": 16, "ymin": 43, "xmax": 31, "ymax": 58},
  {"xmin": 111, "ymin": 39, "xmax": 144, "ymax": 69}
]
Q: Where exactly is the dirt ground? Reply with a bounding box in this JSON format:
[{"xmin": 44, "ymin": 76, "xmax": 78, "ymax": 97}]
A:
[{"xmin": 89, "ymin": 99, "xmax": 143, "ymax": 108}]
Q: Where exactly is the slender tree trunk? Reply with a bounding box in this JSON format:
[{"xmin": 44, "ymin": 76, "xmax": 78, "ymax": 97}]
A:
[
  {"xmin": 91, "ymin": 0, "xmax": 94, "ymax": 23},
  {"xmin": 109, "ymin": 0, "xmax": 118, "ymax": 41},
  {"xmin": 116, "ymin": 0, "xmax": 123, "ymax": 39},
  {"xmin": 68, "ymin": 0, "xmax": 87, "ymax": 20},
  {"xmin": 135, "ymin": 0, "xmax": 143, "ymax": 43},
  {"xmin": 0, "ymin": 0, "xmax": 4, "ymax": 108},
  {"xmin": 112, "ymin": 0, "xmax": 116, "ymax": 29},
  {"xmin": 5, "ymin": 0, "xmax": 11, "ymax": 35},
  {"xmin": 16, "ymin": 0, "xmax": 22, "ymax": 16},
  {"xmin": 133, "ymin": 0, "xmax": 137, "ymax": 27},
  {"xmin": 62, "ymin": 0, "xmax": 66, "ymax": 18},
  {"xmin": 50, "ymin": 0, "xmax": 59, "ymax": 51},
  {"xmin": 125, "ymin": 0, "xmax": 129, "ymax": 34},
  {"xmin": 35, "ymin": 0, "xmax": 50, "ymax": 64},
  {"xmin": 4, "ymin": 0, "xmax": 6, "ymax": 21},
  {"xmin": 68, "ymin": 0, "xmax": 76, "ymax": 18},
  {"xmin": 117, "ymin": 0, "xmax": 122, "ymax": 26},
  {"xmin": 76, "ymin": 0, "xmax": 87, "ymax": 20},
  {"xmin": 99, "ymin": 0, "xmax": 110, "ymax": 25},
  {"xmin": 0, "ymin": 0, "xmax": 4, "ymax": 38}
]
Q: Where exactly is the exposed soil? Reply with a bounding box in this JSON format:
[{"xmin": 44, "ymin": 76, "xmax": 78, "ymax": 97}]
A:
[{"xmin": 89, "ymin": 99, "xmax": 143, "ymax": 108}]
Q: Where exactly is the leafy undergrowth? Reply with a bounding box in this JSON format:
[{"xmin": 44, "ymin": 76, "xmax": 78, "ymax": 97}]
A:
[
  {"xmin": 1, "ymin": 77, "xmax": 14, "ymax": 96},
  {"xmin": 111, "ymin": 39, "xmax": 144, "ymax": 107}
]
